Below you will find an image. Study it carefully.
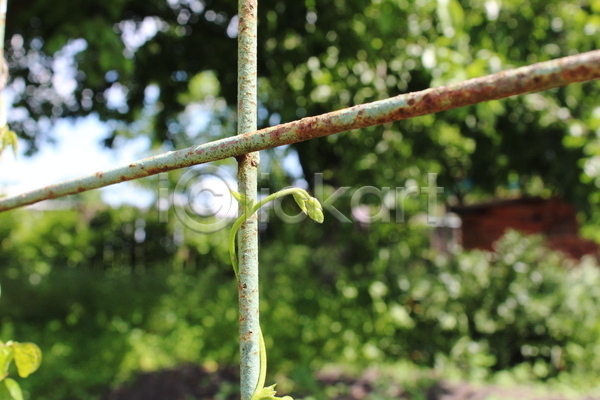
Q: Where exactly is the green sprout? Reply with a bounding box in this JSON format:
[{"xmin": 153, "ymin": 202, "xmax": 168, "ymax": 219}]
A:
[{"xmin": 228, "ymin": 187, "xmax": 323, "ymax": 400}]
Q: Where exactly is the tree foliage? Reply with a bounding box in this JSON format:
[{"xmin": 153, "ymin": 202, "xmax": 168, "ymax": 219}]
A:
[{"xmin": 1, "ymin": 207, "xmax": 600, "ymax": 399}]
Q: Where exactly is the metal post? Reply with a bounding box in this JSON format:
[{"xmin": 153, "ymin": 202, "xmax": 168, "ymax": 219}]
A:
[{"xmin": 236, "ymin": 0, "xmax": 260, "ymax": 399}]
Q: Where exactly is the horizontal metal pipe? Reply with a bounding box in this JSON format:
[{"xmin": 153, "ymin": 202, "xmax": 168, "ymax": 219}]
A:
[{"xmin": 1, "ymin": 49, "xmax": 599, "ymax": 212}]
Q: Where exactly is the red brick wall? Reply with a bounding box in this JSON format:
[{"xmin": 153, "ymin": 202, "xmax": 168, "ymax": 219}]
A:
[{"xmin": 451, "ymin": 197, "xmax": 598, "ymax": 259}]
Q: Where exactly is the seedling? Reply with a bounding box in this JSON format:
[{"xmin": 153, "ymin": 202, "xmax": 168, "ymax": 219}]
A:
[{"xmin": 229, "ymin": 188, "xmax": 323, "ymax": 400}]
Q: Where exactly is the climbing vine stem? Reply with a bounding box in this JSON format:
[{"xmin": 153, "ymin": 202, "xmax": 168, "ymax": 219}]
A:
[
  {"xmin": 229, "ymin": 188, "xmax": 323, "ymax": 278},
  {"xmin": 228, "ymin": 187, "xmax": 323, "ymax": 400}
]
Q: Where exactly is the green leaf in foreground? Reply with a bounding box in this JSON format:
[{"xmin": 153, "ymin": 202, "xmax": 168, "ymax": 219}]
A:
[
  {"xmin": 12, "ymin": 343, "xmax": 42, "ymax": 378},
  {"xmin": 252, "ymin": 384, "xmax": 293, "ymax": 400},
  {"xmin": 0, "ymin": 344, "xmax": 13, "ymax": 381},
  {"xmin": 0, "ymin": 379, "xmax": 23, "ymax": 400},
  {"xmin": 0, "ymin": 126, "xmax": 18, "ymax": 158}
]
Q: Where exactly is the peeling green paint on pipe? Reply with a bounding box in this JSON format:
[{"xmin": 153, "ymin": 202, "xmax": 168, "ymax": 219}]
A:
[{"xmin": 0, "ymin": 49, "xmax": 599, "ymax": 212}]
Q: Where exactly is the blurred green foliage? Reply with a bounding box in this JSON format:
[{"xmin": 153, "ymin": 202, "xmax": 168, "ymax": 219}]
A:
[
  {"xmin": 3, "ymin": 0, "xmax": 600, "ymax": 398},
  {"xmin": 1, "ymin": 206, "xmax": 599, "ymax": 399}
]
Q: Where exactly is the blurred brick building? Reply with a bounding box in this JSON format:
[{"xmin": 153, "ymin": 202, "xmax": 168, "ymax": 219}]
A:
[{"xmin": 441, "ymin": 197, "xmax": 599, "ymax": 259}]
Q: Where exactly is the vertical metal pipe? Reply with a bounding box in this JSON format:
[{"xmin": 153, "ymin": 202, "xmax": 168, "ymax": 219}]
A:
[{"xmin": 237, "ymin": 1, "xmax": 259, "ymax": 399}]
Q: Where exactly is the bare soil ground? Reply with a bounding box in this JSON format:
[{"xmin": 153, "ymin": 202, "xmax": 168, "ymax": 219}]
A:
[{"xmin": 101, "ymin": 364, "xmax": 600, "ymax": 400}]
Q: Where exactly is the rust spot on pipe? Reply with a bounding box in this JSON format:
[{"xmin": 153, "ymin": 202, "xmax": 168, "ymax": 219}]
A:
[
  {"xmin": 268, "ymin": 127, "xmax": 284, "ymax": 141},
  {"xmin": 422, "ymin": 91, "xmax": 434, "ymax": 107},
  {"xmin": 563, "ymin": 65, "xmax": 591, "ymax": 80},
  {"xmin": 145, "ymin": 167, "xmax": 164, "ymax": 175},
  {"xmin": 236, "ymin": 153, "xmax": 248, "ymax": 163}
]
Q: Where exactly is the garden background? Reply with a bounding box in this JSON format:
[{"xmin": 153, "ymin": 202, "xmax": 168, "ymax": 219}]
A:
[{"xmin": 1, "ymin": 0, "xmax": 600, "ymax": 398}]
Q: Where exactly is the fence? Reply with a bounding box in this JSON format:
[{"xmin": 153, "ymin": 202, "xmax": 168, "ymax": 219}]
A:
[{"xmin": 0, "ymin": 1, "xmax": 599, "ymax": 399}]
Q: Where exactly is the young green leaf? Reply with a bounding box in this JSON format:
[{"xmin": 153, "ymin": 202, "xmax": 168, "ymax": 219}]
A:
[
  {"xmin": 0, "ymin": 344, "xmax": 13, "ymax": 381},
  {"xmin": 2, "ymin": 379, "xmax": 23, "ymax": 400},
  {"xmin": 0, "ymin": 381, "xmax": 12, "ymax": 400},
  {"xmin": 292, "ymin": 192, "xmax": 309, "ymax": 214},
  {"xmin": 292, "ymin": 192, "xmax": 324, "ymax": 222},
  {"xmin": 0, "ymin": 379, "xmax": 21, "ymax": 400},
  {"xmin": 6, "ymin": 130, "xmax": 17, "ymax": 158},
  {"xmin": 0, "ymin": 127, "xmax": 8, "ymax": 156},
  {"xmin": 305, "ymin": 197, "xmax": 324, "ymax": 223},
  {"xmin": 251, "ymin": 384, "xmax": 293, "ymax": 400},
  {"xmin": 12, "ymin": 343, "xmax": 42, "ymax": 378}
]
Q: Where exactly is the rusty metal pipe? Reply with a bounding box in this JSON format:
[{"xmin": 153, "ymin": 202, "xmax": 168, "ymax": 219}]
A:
[
  {"xmin": 236, "ymin": 0, "xmax": 260, "ymax": 399},
  {"xmin": 0, "ymin": 50, "xmax": 599, "ymax": 212}
]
